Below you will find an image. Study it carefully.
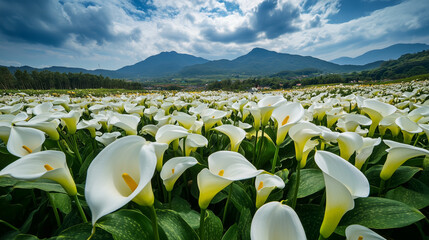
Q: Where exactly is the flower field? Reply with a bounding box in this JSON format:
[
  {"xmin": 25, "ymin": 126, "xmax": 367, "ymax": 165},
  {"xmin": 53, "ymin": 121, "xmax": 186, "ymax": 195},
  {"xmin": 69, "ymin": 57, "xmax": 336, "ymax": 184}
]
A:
[{"xmin": 0, "ymin": 81, "xmax": 428, "ymax": 240}]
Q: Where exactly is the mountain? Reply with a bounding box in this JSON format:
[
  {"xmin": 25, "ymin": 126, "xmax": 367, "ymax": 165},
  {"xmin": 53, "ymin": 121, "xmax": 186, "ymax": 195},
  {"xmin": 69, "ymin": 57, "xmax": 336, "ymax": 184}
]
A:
[
  {"xmin": 178, "ymin": 48, "xmax": 380, "ymax": 77},
  {"xmin": 331, "ymin": 43, "xmax": 429, "ymax": 65},
  {"xmin": 5, "ymin": 48, "xmax": 381, "ymax": 80},
  {"xmin": 116, "ymin": 51, "xmax": 209, "ymax": 78}
]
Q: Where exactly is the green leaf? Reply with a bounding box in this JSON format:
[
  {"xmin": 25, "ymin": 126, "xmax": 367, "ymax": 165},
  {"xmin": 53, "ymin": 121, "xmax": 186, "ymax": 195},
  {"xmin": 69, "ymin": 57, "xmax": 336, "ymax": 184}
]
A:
[
  {"xmin": 14, "ymin": 234, "xmax": 40, "ymax": 240},
  {"xmin": 230, "ymin": 183, "xmax": 254, "ymax": 213},
  {"xmin": 296, "ymin": 204, "xmax": 324, "ymax": 240},
  {"xmin": 367, "ymin": 141, "xmax": 388, "ymax": 164},
  {"xmin": 170, "ymin": 197, "xmax": 200, "ymax": 230},
  {"xmin": 96, "ymin": 209, "xmax": 154, "ymax": 240},
  {"xmin": 157, "ymin": 209, "xmax": 199, "ymax": 240},
  {"xmin": 274, "ymin": 168, "xmax": 289, "ymax": 184},
  {"xmin": 365, "ymin": 165, "xmax": 422, "ymax": 189},
  {"xmin": 287, "ymin": 169, "xmax": 325, "ymax": 199},
  {"xmin": 385, "ymin": 179, "xmax": 429, "ymax": 209},
  {"xmin": 51, "ymin": 193, "xmax": 72, "ymax": 214},
  {"xmin": 222, "ymin": 224, "xmax": 238, "ymax": 240},
  {"xmin": 54, "ymin": 223, "xmax": 113, "ymax": 240},
  {"xmin": 237, "ymin": 208, "xmax": 251, "ymax": 240},
  {"xmin": 203, "ymin": 210, "xmax": 223, "ymax": 240},
  {"xmin": 337, "ymin": 197, "xmax": 425, "ymax": 235},
  {"xmin": 0, "ymin": 177, "xmax": 66, "ymax": 194}
]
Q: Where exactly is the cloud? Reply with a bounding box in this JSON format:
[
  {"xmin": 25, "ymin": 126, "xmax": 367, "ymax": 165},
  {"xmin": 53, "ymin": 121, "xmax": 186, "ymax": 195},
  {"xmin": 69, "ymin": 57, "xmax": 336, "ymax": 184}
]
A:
[
  {"xmin": 203, "ymin": 0, "xmax": 301, "ymax": 43},
  {"xmin": 0, "ymin": 0, "xmax": 140, "ymax": 47}
]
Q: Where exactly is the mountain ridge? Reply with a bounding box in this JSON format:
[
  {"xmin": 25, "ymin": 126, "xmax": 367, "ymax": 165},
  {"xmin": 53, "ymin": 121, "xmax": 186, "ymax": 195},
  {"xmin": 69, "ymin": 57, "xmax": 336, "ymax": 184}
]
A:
[
  {"xmin": 331, "ymin": 43, "xmax": 429, "ymax": 65},
  {"xmin": 7, "ymin": 44, "xmax": 427, "ymax": 80}
]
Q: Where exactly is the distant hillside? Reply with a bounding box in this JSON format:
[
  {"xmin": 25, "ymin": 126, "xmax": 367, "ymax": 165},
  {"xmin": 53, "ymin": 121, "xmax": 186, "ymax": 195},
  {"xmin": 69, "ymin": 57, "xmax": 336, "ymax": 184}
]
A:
[
  {"xmin": 5, "ymin": 48, "xmax": 382, "ymax": 80},
  {"xmin": 178, "ymin": 48, "xmax": 379, "ymax": 78},
  {"xmin": 361, "ymin": 50, "xmax": 429, "ymax": 79},
  {"xmin": 116, "ymin": 51, "xmax": 209, "ymax": 78},
  {"xmin": 331, "ymin": 43, "xmax": 429, "ymax": 65}
]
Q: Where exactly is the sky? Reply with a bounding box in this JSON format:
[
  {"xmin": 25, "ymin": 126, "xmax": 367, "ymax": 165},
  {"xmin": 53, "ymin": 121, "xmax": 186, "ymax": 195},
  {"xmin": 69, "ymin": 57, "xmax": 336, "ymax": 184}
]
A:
[{"xmin": 0, "ymin": 0, "xmax": 428, "ymax": 70}]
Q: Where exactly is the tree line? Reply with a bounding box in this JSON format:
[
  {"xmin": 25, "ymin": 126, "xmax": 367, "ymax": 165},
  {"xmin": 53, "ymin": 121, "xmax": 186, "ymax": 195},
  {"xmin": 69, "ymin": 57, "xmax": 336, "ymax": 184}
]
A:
[{"xmin": 0, "ymin": 67, "xmax": 144, "ymax": 90}]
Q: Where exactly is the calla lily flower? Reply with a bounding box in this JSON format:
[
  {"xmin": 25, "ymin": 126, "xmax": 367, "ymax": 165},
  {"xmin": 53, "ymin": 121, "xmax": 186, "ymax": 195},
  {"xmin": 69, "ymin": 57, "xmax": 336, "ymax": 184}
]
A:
[
  {"xmin": 361, "ymin": 99, "xmax": 397, "ymax": 136},
  {"xmin": 257, "ymin": 95, "xmax": 286, "ymax": 126},
  {"xmin": 173, "ymin": 112, "xmax": 197, "ymax": 130},
  {"xmin": 420, "ymin": 123, "xmax": 429, "ymax": 139},
  {"xmin": 60, "ymin": 110, "xmax": 82, "ymax": 134},
  {"xmin": 95, "ymin": 131, "xmax": 122, "ymax": 146},
  {"xmin": 197, "ymin": 151, "xmax": 262, "ymax": 209},
  {"xmin": 0, "ymin": 150, "xmax": 77, "ymax": 196},
  {"xmin": 33, "ymin": 102, "xmax": 54, "ymax": 115},
  {"xmin": 7, "ymin": 126, "xmax": 45, "ymax": 157},
  {"xmin": 289, "ymin": 122, "xmax": 321, "ymax": 162},
  {"xmin": 179, "ymin": 133, "xmax": 208, "ymax": 156},
  {"xmin": 155, "ymin": 124, "xmax": 190, "ymax": 145},
  {"xmin": 380, "ymin": 140, "xmax": 429, "ymax": 180},
  {"xmin": 345, "ymin": 224, "xmax": 386, "ymax": 240},
  {"xmin": 271, "ymin": 102, "xmax": 304, "ymax": 146},
  {"xmin": 109, "ymin": 113, "xmax": 140, "ymax": 135},
  {"xmin": 300, "ymin": 139, "xmax": 319, "ymax": 168},
  {"xmin": 379, "ymin": 113, "xmax": 401, "ymax": 137},
  {"xmin": 326, "ymin": 107, "xmax": 346, "ymax": 128},
  {"xmin": 250, "ymin": 201, "xmax": 306, "ymax": 240},
  {"xmin": 77, "ymin": 119, "xmax": 102, "ymax": 138},
  {"xmin": 15, "ymin": 114, "xmax": 60, "ymax": 140},
  {"xmin": 315, "ymin": 151, "xmax": 370, "ymax": 239},
  {"xmin": 0, "ymin": 112, "xmax": 29, "ymax": 143},
  {"xmin": 395, "ymin": 116, "xmax": 422, "ymax": 144},
  {"xmin": 85, "ymin": 136, "xmax": 158, "ymax": 224},
  {"xmin": 337, "ymin": 132, "xmax": 363, "ymax": 161},
  {"xmin": 355, "ymin": 137, "xmax": 381, "ymax": 170},
  {"xmin": 336, "ymin": 113, "xmax": 372, "ymax": 133},
  {"xmin": 201, "ymin": 108, "xmax": 227, "ymax": 132},
  {"xmin": 140, "ymin": 124, "xmax": 159, "ymax": 137},
  {"xmin": 214, "ymin": 124, "xmax": 246, "ymax": 152},
  {"xmin": 160, "ymin": 157, "xmax": 198, "ymax": 191},
  {"xmin": 254, "ymin": 174, "xmax": 285, "ymax": 208}
]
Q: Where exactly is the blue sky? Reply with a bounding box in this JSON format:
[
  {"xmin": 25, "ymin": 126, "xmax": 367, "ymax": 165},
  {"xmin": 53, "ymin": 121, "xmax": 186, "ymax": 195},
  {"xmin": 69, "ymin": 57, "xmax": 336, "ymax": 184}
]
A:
[{"xmin": 0, "ymin": 0, "xmax": 428, "ymax": 70}]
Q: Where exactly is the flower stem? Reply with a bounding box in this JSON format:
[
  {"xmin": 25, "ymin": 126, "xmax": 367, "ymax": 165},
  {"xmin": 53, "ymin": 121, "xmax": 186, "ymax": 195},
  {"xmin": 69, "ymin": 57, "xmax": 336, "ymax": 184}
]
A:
[
  {"xmin": 74, "ymin": 195, "xmax": 88, "ymax": 223},
  {"xmin": 149, "ymin": 205, "xmax": 160, "ymax": 240},
  {"xmin": 256, "ymin": 126, "xmax": 266, "ymax": 168},
  {"xmin": 378, "ymin": 179, "xmax": 386, "ymax": 197},
  {"xmin": 318, "ymin": 234, "xmax": 326, "ymax": 240},
  {"xmin": 168, "ymin": 191, "xmax": 172, "ymax": 209},
  {"xmin": 291, "ymin": 162, "xmax": 301, "ymax": 209},
  {"xmin": 271, "ymin": 145, "xmax": 280, "ymax": 173},
  {"xmin": 222, "ymin": 184, "xmax": 233, "ymax": 225},
  {"xmin": 199, "ymin": 208, "xmax": 207, "ymax": 240},
  {"xmin": 253, "ymin": 128, "xmax": 259, "ymax": 164},
  {"xmin": 413, "ymin": 134, "xmax": 421, "ymax": 146},
  {"xmin": 47, "ymin": 192, "xmax": 61, "ymax": 228}
]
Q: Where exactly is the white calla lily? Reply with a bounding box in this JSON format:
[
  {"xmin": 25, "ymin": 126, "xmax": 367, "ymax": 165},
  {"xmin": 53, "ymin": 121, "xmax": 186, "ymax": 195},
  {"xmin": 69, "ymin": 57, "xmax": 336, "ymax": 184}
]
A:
[
  {"xmin": 361, "ymin": 99, "xmax": 397, "ymax": 136},
  {"xmin": 345, "ymin": 224, "xmax": 386, "ymax": 240},
  {"xmin": 161, "ymin": 157, "xmax": 198, "ymax": 191},
  {"xmin": 315, "ymin": 151, "xmax": 370, "ymax": 239},
  {"xmin": 197, "ymin": 151, "xmax": 262, "ymax": 209},
  {"xmin": 395, "ymin": 116, "xmax": 422, "ymax": 144},
  {"xmin": 355, "ymin": 137, "xmax": 381, "ymax": 170},
  {"xmin": 179, "ymin": 133, "xmax": 208, "ymax": 156},
  {"xmin": 257, "ymin": 95, "xmax": 286, "ymax": 126},
  {"xmin": 173, "ymin": 112, "xmax": 197, "ymax": 129},
  {"xmin": 214, "ymin": 124, "xmax": 246, "ymax": 152},
  {"xmin": 201, "ymin": 108, "xmax": 227, "ymax": 132},
  {"xmin": 109, "ymin": 113, "xmax": 140, "ymax": 135},
  {"xmin": 85, "ymin": 136, "xmax": 157, "ymax": 224},
  {"xmin": 254, "ymin": 174, "xmax": 285, "ymax": 208},
  {"xmin": 251, "ymin": 201, "xmax": 306, "ymax": 240},
  {"xmin": 380, "ymin": 140, "xmax": 429, "ymax": 180},
  {"xmin": 271, "ymin": 102, "xmax": 304, "ymax": 145},
  {"xmin": 95, "ymin": 132, "xmax": 122, "ymax": 146},
  {"xmin": 0, "ymin": 150, "xmax": 77, "ymax": 196},
  {"xmin": 337, "ymin": 132, "xmax": 363, "ymax": 161},
  {"xmin": 155, "ymin": 124, "xmax": 190, "ymax": 146},
  {"xmin": 7, "ymin": 126, "xmax": 45, "ymax": 157},
  {"xmin": 60, "ymin": 110, "xmax": 82, "ymax": 134},
  {"xmin": 289, "ymin": 122, "xmax": 321, "ymax": 162},
  {"xmin": 77, "ymin": 119, "xmax": 102, "ymax": 138}
]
